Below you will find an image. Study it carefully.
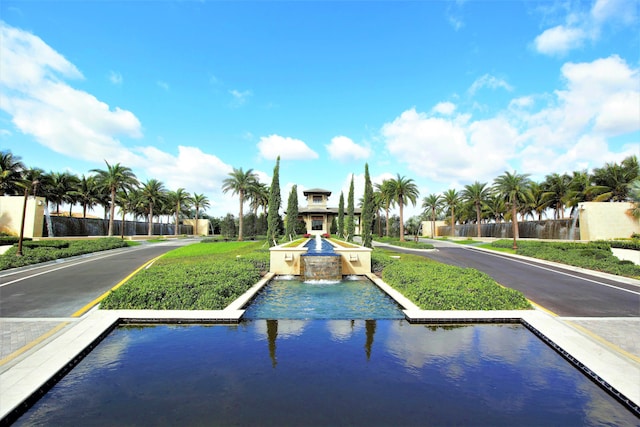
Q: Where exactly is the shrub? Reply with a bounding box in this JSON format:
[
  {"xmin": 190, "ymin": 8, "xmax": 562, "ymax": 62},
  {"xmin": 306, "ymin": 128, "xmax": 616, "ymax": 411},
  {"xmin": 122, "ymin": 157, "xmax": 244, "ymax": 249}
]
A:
[
  {"xmin": 0, "ymin": 238, "xmax": 127, "ymax": 271},
  {"xmin": 382, "ymin": 260, "xmax": 531, "ymax": 310}
]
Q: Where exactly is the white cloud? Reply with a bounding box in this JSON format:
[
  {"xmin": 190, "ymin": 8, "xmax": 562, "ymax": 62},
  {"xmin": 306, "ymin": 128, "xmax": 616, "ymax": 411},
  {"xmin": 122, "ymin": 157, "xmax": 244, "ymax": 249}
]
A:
[
  {"xmin": 229, "ymin": 89, "xmax": 252, "ymax": 107},
  {"xmin": 533, "ymin": 0, "xmax": 637, "ymax": 56},
  {"xmin": 257, "ymin": 134, "xmax": 319, "ymax": 161},
  {"xmin": 108, "ymin": 71, "xmax": 122, "ymax": 85},
  {"xmin": 468, "ymin": 74, "xmax": 513, "ymax": 95},
  {"xmin": 432, "ymin": 102, "xmax": 456, "ymax": 115},
  {"xmin": 0, "ymin": 22, "xmax": 143, "ymax": 165},
  {"xmin": 326, "ymin": 136, "xmax": 370, "ymax": 161},
  {"xmin": 533, "ymin": 25, "xmax": 587, "ymax": 56}
]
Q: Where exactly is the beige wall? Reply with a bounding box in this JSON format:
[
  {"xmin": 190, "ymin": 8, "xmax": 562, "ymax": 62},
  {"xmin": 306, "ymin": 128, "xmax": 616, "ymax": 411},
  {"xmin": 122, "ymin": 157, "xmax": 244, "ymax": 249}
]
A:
[
  {"xmin": 0, "ymin": 196, "xmax": 45, "ymax": 238},
  {"xmin": 182, "ymin": 219, "xmax": 210, "ymax": 236},
  {"xmin": 269, "ymin": 239, "xmax": 372, "ymax": 275},
  {"xmin": 578, "ymin": 202, "xmax": 640, "ymax": 241},
  {"xmin": 421, "ymin": 220, "xmax": 446, "ymax": 237}
]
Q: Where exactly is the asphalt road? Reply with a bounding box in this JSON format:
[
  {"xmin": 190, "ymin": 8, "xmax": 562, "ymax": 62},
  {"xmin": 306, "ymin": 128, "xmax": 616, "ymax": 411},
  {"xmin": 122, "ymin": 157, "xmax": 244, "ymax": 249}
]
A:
[
  {"xmin": 379, "ymin": 239, "xmax": 640, "ymax": 318},
  {"xmin": 0, "ymin": 239, "xmax": 199, "ymax": 318},
  {"xmin": 2, "ymin": 237, "xmax": 639, "ymax": 319}
]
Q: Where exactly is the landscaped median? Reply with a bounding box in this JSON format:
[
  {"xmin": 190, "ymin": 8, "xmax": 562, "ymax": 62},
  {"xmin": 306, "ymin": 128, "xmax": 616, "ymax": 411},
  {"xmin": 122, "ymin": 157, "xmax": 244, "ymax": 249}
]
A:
[
  {"xmin": 99, "ymin": 240, "xmax": 530, "ymax": 312},
  {"xmin": 372, "ymin": 249, "xmax": 531, "ymax": 310}
]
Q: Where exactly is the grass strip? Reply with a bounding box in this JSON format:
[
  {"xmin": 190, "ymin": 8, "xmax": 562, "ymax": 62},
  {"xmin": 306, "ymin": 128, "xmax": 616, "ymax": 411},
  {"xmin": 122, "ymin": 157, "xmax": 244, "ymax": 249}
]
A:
[
  {"xmin": 100, "ymin": 241, "xmax": 270, "ymax": 310},
  {"xmin": 373, "ymin": 248, "xmax": 531, "ymax": 310}
]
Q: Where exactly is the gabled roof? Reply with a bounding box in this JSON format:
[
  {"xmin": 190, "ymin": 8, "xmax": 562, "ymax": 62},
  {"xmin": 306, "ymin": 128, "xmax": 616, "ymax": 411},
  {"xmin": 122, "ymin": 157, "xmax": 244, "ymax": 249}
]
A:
[{"xmin": 303, "ymin": 188, "xmax": 332, "ymax": 196}]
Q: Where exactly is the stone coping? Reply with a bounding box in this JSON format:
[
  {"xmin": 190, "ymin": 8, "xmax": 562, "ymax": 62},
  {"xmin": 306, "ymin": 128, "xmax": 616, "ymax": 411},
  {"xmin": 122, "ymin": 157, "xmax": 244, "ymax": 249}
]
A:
[{"xmin": 2, "ymin": 275, "xmax": 638, "ymax": 423}]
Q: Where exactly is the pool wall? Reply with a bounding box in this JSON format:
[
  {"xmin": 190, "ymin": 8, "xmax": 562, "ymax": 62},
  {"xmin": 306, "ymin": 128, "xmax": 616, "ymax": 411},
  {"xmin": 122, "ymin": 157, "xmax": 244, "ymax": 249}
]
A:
[
  {"xmin": 1, "ymin": 274, "xmax": 639, "ymax": 423},
  {"xmin": 269, "ymin": 238, "xmax": 372, "ymax": 276}
]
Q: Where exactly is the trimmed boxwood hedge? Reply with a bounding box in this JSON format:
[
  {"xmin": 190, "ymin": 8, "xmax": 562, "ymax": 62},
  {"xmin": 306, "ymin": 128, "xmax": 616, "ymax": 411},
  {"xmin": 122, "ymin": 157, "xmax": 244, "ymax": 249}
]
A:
[{"xmin": 490, "ymin": 239, "xmax": 640, "ymax": 278}]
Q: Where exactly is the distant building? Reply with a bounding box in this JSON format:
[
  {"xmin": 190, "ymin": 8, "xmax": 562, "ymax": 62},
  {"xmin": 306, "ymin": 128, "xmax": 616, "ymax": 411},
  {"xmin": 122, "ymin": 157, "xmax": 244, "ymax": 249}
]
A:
[{"xmin": 297, "ymin": 188, "xmax": 361, "ymax": 235}]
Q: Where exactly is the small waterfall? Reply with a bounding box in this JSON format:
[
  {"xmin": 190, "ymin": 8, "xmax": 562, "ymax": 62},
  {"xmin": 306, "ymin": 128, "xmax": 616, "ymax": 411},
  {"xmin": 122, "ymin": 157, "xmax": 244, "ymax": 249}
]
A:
[
  {"xmin": 44, "ymin": 204, "xmax": 54, "ymax": 237},
  {"xmin": 568, "ymin": 210, "xmax": 579, "ymax": 240},
  {"xmin": 301, "ymin": 237, "xmax": 342, "ymax": 281}
]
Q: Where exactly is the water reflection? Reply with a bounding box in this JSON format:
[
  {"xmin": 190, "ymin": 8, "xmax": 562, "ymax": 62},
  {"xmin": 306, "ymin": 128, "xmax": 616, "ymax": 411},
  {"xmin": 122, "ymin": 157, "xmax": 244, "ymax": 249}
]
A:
[{"xmin": 14, "ymin": 320, "xmax": 638, "ymax": 427}]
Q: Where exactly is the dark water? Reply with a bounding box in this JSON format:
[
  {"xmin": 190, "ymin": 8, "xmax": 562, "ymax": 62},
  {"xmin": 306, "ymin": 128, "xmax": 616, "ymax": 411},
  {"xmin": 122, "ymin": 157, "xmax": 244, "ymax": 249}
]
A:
[
  {"xmin": 14, "ymin": 321, "xmax": 638, "ymax": 426},
  {"xmin": 242, "ymin": 276, "xmax": 404, "ymax": 319},
  {"xmin": 303, "ymin": 237, "xmax": 338, "ymax": 254}
]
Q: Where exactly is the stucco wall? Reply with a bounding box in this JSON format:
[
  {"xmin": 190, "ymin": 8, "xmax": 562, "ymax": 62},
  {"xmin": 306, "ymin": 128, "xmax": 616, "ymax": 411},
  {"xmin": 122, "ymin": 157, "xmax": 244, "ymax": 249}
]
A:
[
  {"xmin": 421, "ymin": 220, "xmax": 446, "ymax": 237},
  {"xmin": 579, "ymin": 202, "xmax": 640, "ymax": 241},
  {"xmin": 0, "ymin": 196, "xmax": 45, "ymax": 238},
  {"xmin": 183, "ymin": 219, "xmax": 210, "ymax": 236}
]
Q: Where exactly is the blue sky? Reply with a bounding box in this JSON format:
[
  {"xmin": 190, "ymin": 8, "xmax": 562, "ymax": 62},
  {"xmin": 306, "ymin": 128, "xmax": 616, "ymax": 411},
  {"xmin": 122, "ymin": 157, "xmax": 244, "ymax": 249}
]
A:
[{"xmin": 1, "ymin": 0, "xmax": 638, "ymax": 219}]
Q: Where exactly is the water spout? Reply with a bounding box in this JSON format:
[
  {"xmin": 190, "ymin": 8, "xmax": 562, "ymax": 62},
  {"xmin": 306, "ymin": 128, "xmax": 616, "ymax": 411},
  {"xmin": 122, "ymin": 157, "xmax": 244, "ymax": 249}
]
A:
[
  {"xmin": 315, "ymin": 234, "xmax": 322, "ymax": 251},
  {"xmin": 44, "ymin": 204, "xmax": 54, "ymax": 237}
]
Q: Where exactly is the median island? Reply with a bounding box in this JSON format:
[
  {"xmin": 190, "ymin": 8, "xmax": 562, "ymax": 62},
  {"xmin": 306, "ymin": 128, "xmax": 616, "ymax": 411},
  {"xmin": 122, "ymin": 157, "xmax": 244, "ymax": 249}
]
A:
[{"xmin": 100, "ymin": 240, "xmax": 531, "ymax": 311}]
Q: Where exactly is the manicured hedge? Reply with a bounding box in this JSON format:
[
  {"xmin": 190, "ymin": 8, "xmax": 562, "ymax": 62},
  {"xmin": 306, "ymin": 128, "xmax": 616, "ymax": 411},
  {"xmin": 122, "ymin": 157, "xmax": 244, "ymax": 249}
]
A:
[
  {"xmin": 101, "ymin": 242, "xmax": 269, "ymax": 310},
  {"xmin": 382, "ymin": 258, "xmax": 531, "ymax": 310},
  {"xmin": 0, "ymin": 237, "xmax": 21, "ymax": 245},
  {"xmin": 490, "ymin": 239, "xmax": 640, "ymax": 278},
  {"xmin": 375, "ymin": 236, "xmax": 435, "ymax": 250},
  {"xmin": 0, "ymin": 238, "xmax": 128, "ymax": 270}
]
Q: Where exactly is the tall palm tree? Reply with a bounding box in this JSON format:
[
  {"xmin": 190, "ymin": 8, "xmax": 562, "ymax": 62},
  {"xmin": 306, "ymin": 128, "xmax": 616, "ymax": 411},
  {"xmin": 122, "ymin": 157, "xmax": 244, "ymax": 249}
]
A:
[
  {"xmin": 442, "ymin": 189, "xmax": 460, "ymax": 237},
  {"xmin": 116, "ymin": 188, "xmax": 142, "ymax": 238},
  {"xmin": 389, "ymin": 174, "xmax": 419, "ymax": 242},
  {"xmin": 16, "ymin": 168, "xmax": 44, "ymax": 256},
  {"xmin": 461, "ymin": 181, "xmax": 489, "ymax": 238},
  {"xmin": 168, "ymin": 188, "xmax": 191, "ymax": 236},
  {"xmin": 47, "ymin": 171, "xmax": 80, "ymax": 215},
  {"xmin": 248, "ymin": 181, "xmax": 269, "ymax": 236},
  {"xmin": 591, "ymin": 155, "xmax": 639, "ymax": 202},
  {"xmin": 74, "ymin": 175, "xmax": 101, "ymax": 218},
  {"xmin": 191, "ymin": 193, "xmax": 210, "ymax": 235},
  {"xmin": 421, "ymin": 193, "xmax": 442, "ymax": 238},
  {"xmin": 372, "ymin": 188, "xmax": 385, "ymax": 237},
  {"xmin": 523, "ymin": 181, "xmax": 547, "ymax": 221},
  {"xmin": 541, "ymin": 173, "xmax": 571, "ymax": 219},
  {"xmin": 493, "ymin": 171, "xmax": 532, "ymax": 250},
  {"xmin": 91, "ymin": 161, "xmax": 138, "ymax": 236},
  {"xmin": 0, "ymin": 150, "xmax": 25, "ymax": 196},
  {"xmin": 375, "ymin": 180, "xmax": 396, "ymax": 237},
  {"xmin": 140, "ymin": 179, "xmax": 166, "ymax": 236},
  {"xmin": 222, "ymin": 167, "xmax": 258, "ymax": 241}
]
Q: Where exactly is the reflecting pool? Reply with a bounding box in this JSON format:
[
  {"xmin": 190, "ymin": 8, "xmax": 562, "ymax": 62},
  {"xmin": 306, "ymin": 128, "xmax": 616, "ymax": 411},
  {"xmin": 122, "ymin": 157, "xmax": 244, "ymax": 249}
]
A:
[
  {"xmin": 14, "ymin": 321, "xmax": 638, "ymax": 426},
  {"xmin": 242, "ymin": 276, "xmax": 404, "ymax": 319}
]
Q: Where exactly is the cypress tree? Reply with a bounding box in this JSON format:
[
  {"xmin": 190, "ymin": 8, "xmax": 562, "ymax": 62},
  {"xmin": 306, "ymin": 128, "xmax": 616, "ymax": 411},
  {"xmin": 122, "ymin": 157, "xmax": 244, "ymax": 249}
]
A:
[
  {"xmin": 346, "ymin": 175, "xmax": 355, "ymax": 242},
  {"xmin": 267, "ymin": 156, "xmax": 281, "ymax": 246},
  {"xmin": 285, "ymin": 184, "xmax": 298, "ymax": 240},
  {"xmin": 362, "ymin": 163, "xmax": 374, "ymax": 248},
  {"xmin": 338, "ymin": 192, "xmax": 345, "ymax": 238}
]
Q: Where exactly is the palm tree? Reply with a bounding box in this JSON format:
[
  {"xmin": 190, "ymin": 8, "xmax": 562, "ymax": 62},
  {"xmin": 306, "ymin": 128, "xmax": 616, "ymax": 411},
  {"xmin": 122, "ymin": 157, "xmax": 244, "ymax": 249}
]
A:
[
  {"xmin": 372, "ymin": 188, "xmax": 385, "ymax": 237},
  {"xmin": 630, "ymin": 179, "xmax": 640, "ymax": 219},
  {"xmin": 421, "ymin": 193, "xmax": 442, "ymax": 238},
  {"xmin": 16, "ymin": 168, "xmax": 44, "ymax": 256},
  {"xmin": 91, "ymin": 161, "xmax": 138, "ymax": 236},
  {"xmin": 47, "ymin": 171, "xmax": 80, "ymax": 215},
  {"xmin": 442, "ymin": 189, "xmax": 460, "ymax": 238},
  {"xmin": 375, "ymin": 180, "xmax": 396, "ymax": 237},
  {"xmin": 591, "ymin": 156, "xmax": 639, "ymax": 202},
  {"xmin": 389, "ymin": 174, "xmax": 419, "ymax": 242},
  {"xmin": 222, "ymin": 167, "xmax": 258, "ymax": 241},
  {"xmin": 523, "ymin": 181, "xmax": 547, "ymax": 221},
  {"xmin": 74, "ymin": 175, "xmax": 101, "ymax": 218},
  {"xmin": 191, "ymin": 193, "xmax": 210, "ymax": 235},
  {"xmin": 541, "ymin": 173, "xmax": 571, "ymax": 219},
  {"xmin": 0, "ymin": 150, "xmax": 25, "ymax": 196},
  {"xmin": 461, "ymin": 181, "xmax": 489, "ymax": 238},
  {"xmin": 116, "ymin": 188, "xmax": 142, "ymax": 238},
  {"xmin": 248, "ymin": 181, "xmax": 269, "ymax": 236},
  {"xmin": 168, "ymin": 188, "xmax": 191, "ymax": 236},
  {"xmin": 140, "ymin": 179, "xmax": 166, "ymax": 236},
  {"xmin": 493, "ymin": 171, "xmax": 532, "ymax": 250}
]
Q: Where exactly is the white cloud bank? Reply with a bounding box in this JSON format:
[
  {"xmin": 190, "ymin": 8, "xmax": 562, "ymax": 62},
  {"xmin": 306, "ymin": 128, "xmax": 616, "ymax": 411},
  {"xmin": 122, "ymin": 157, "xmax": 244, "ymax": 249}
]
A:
[
  {"xmin": 0, "ymin": 21, "xmax": 237, "ymax": 214},
  {"xmin": 257, "ymin": 134, "xmax": 319, "ymax": 160},
  {"xmin": 533, "ymin": 0, "xmax": 638, "ymax": 56},
  {"xmin": 382, "ymin": 55, "xmax": 639, "ymax": 184},
  {"xmin": 326, "ymin": 136, "xmax": 370, "ymax": 162}
]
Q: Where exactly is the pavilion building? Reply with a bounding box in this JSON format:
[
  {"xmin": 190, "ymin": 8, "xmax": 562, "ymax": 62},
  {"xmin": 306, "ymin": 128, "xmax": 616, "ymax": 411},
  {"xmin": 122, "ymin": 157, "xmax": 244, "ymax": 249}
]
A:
[{"xmin": 297, "ymin": 188, "xmax": 361, "ymax": 236}]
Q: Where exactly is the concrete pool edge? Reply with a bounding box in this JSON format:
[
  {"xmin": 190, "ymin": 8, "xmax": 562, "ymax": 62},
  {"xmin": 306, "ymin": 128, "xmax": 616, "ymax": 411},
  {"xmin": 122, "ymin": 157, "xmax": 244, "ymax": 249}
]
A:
[{"xmin": 1, "ymin": 280, "xmax": 639, "ymax": 423}]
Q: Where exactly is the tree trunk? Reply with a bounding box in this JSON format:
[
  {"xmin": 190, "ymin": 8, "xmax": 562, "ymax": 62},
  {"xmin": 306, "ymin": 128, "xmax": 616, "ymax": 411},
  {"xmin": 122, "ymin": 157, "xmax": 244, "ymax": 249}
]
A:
[
  {"xmin": 511, "ymin": 205, "xmax": 519, "ymax": 250},
  {"xmin": 399, "ymin": 201, "xmax": 405, "ymax": 241},
  {"xmin": 175, "ymin": 201, "xmax": 180, "ymax": 236},
  {"xmin": 238, "ymin": 192, "xmax": 244, "ymax": 241},
  {"xmin": 148, "ymin": 204, "xmax": 154, "ymax": 236},
  {"xmin": 195, "ymin": 207, "xmax": 199, "ymax": 235},
  {"xmin": 476, "ymin": 203, "xmax": 482, "ymax": 238},
  {"xmin": 451, "ymin": 207, "xmax": 455, "ymax": 237},
  {"xmin": 385, "ymin": 206, "xmax": 390, "ymax": 237},
  {"xmin": 108, "ymin": 189, "xmax": 116, "ymax": 236}
]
